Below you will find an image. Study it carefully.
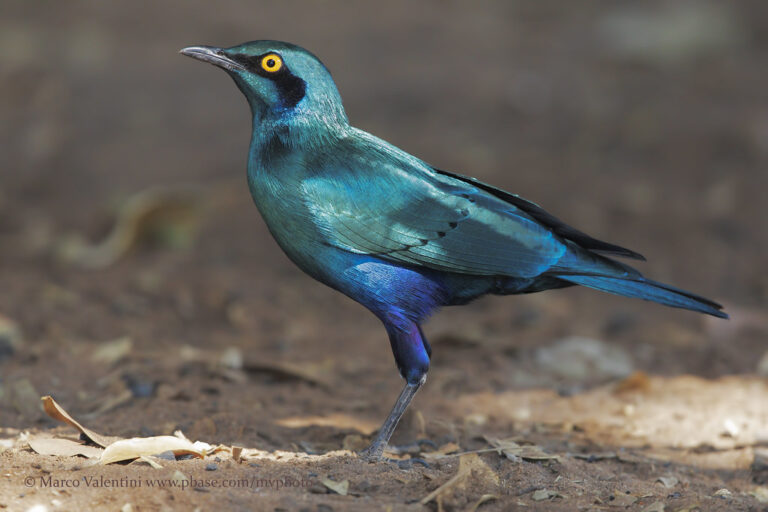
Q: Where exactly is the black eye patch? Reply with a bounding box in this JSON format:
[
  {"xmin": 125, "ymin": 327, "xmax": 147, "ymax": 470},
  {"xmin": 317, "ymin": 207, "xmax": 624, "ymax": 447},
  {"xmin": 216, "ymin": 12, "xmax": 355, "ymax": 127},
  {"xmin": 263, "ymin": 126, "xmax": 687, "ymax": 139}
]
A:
[{"xmin": 230, "ymin": 52, "xmax": 306, "ymax": 109}]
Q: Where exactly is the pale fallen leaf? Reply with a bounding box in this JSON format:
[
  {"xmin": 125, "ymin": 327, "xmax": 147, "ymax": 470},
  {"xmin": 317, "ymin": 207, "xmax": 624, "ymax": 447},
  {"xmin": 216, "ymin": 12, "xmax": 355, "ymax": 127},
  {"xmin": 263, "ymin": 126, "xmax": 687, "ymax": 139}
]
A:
[
  {"xmin": 321, "ymin": 477, "xmax": 349, "ymax": 496},
  {"xmin": 532, "ymin": 489, "xmax": 562, "ymax": 501},
  {"xmin": 485, "ymin": 437, "xmax": 522, "ymax": 462},
  {"xmin": 486, "ymin": 437, "xmax": 559, "ymax": 462},
  {"xmin": 219, "ymin": 347, "xmax": 243, "ymax": 370},
  {"xmin": 722, "ymin": 418, "xmax": 740, "ymax": 438},
  {"xmin": 27, "ymin": 437, "xmax": 103, "ymax": 458},
  {"xmin": 519, "ymin": 445, "xmax": 561, "ymax": 462},
  {"xmin": 0, "ymin": 438, "xmax": 15, "ymax": 452},
  {"xmin": 0, "ymin": 314, "xmax": 22, "ymax": 355},
  {"xmin": 41, "ymin": 396, "xmax": 117, "ymax": 447},
  {"xmin": 657, "ymin": 475, "xmax": 678, "ymax": 488},
  {"xmin": 56, "ymin": 186, "xmax": 203, "ymax": 269},
  {"xmin": 712, "ymin": 488, "xmax": 732, "ymax": 498},
  {"xmin": 91, "ymin": 337, "xmax": 132, "ymax": 365},
  {"xmin": 750, "ymin": 486, "xmax": 768, "ymax": 503},
  {"xmin": 100, "ymin": 436, "xmax": 205, "ymax": 464},
  {"xmin": 610, "ymin": 492, "xmax": 637, "ymax": 506},
  {"xmin": 641, "ymin": 502, "xmax": 665, "ymax": 512},
  {"xmin": 456, "ymin": 452, "xmax": 500, "ymax": 489}
]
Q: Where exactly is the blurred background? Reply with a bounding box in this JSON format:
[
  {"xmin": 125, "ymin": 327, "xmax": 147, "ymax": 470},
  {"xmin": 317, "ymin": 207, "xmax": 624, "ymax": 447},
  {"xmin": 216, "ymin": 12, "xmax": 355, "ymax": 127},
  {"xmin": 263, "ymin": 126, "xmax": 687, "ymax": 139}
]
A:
[{"xmin": 1, "ymin": 0, "xmax": 767, "ymax": 441}]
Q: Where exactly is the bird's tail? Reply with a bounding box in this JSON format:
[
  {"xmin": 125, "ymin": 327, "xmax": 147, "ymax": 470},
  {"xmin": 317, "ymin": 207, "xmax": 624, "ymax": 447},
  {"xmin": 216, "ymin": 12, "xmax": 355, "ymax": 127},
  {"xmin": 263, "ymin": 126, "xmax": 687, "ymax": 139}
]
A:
[{"xmin": 556, "ymin": 274, "xmax": 728, "ymax": 318}]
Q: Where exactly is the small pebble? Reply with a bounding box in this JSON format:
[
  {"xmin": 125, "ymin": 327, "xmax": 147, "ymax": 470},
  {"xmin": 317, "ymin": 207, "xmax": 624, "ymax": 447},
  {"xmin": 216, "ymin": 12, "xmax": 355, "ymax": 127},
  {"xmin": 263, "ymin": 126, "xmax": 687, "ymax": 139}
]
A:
[
  {"xmin": 205, "ymin": 463, "xmax": 217, "ymax": 471},
  {"xmin": 154, "ymin": 451, "xmax": 176, "ymax": 461}
]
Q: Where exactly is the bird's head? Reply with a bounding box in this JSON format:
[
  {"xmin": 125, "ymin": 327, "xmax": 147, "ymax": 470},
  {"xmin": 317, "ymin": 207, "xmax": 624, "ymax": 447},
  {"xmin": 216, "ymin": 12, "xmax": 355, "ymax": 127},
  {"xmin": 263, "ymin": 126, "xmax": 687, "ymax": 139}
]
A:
[{"xmin": 181, "ymin": 41, "xmax": 347, "ymax": 129}]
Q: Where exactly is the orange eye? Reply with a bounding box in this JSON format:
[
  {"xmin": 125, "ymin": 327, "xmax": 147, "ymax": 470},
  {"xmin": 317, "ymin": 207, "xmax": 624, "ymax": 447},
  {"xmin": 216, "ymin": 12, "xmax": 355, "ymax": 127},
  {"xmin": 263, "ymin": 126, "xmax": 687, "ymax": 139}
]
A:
[{"xmin": 261, "ymin": 54, "xmax": 283, "ymax": 73}]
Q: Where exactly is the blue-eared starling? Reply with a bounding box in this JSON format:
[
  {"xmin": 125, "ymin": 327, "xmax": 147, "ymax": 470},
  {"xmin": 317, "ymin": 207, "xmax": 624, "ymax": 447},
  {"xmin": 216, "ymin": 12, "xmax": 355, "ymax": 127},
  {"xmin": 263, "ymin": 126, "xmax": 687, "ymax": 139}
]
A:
[{"xmin": 181, "ymin": 41, "xmax": 727, "ymax": 463}]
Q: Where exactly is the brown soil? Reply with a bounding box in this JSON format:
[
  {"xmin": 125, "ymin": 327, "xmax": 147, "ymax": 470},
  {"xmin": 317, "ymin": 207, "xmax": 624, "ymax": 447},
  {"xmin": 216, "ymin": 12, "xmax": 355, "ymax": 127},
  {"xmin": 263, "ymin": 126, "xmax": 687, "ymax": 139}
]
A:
[{"xmin": 1, "ymin": 2, "xmax": 767, "ymax": 511}]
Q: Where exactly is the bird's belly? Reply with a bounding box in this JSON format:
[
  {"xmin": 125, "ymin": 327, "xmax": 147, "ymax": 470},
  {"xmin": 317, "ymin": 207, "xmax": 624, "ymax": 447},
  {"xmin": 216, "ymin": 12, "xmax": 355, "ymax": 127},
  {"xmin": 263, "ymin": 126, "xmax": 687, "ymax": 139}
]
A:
[{"xmin": 318, "ymin": 252, "xmax": 452, "ymax": 322}]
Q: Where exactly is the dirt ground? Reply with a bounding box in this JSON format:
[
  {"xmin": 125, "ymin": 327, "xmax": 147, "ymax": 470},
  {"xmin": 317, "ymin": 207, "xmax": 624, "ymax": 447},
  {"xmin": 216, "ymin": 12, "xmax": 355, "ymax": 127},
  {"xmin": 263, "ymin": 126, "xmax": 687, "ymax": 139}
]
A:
[{"xmin": 1, "ymin": 1, "xmax": 768, "ymax": 511}]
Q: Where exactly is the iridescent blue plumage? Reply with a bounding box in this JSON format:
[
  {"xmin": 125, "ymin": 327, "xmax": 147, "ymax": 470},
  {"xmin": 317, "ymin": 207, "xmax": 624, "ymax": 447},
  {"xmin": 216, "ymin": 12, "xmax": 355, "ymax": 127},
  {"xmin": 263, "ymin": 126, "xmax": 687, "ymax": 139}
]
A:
[{"xmin": 181, "ymin": 40, "xmax": 727, "ymax": 464}]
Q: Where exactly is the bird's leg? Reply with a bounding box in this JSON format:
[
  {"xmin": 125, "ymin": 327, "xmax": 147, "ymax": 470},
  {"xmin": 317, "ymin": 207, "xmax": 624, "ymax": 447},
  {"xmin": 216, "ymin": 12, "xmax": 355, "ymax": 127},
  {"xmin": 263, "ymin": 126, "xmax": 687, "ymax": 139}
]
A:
[
  {"xmin": 359, "ymin": 376, "xmax": 425, "ymax": 462},
  {"xmin": 360, "ymin": 314, "xmax": 431, "ymax": 463}
]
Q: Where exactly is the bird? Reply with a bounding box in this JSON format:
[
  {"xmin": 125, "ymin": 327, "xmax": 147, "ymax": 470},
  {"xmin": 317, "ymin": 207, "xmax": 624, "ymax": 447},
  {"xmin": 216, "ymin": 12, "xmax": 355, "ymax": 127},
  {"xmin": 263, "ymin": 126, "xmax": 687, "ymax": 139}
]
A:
[{"xmin": 180, "ymin": 40, "xmax": 727, "ymax": 464}]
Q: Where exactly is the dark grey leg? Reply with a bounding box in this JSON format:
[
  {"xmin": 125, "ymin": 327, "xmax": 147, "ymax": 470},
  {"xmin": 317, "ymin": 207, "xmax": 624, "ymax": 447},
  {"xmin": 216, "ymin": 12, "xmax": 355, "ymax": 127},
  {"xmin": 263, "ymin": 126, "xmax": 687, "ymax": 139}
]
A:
[{"xmin": 359, "ymin": 375, "xmax": 425, "ymax": 462}]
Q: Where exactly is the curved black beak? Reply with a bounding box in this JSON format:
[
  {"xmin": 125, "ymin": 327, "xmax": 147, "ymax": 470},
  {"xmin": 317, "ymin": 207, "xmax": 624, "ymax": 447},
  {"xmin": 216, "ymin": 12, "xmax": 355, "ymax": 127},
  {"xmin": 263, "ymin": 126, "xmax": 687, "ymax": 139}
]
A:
[{"xmin": 180, "ymin": 46, "xmax": 245, "ymax": 72}]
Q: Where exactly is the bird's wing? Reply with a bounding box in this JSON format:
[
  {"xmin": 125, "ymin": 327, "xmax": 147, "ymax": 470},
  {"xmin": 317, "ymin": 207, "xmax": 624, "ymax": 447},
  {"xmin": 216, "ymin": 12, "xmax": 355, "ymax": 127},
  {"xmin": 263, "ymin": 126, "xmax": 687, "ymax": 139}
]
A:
[
  {"xmin": 301, "ymin": 137, "xmax": 568, "ymax": 278},
  {"xmin": 431, "ymin": 168, "xmax": 645, "ymax": 260}
]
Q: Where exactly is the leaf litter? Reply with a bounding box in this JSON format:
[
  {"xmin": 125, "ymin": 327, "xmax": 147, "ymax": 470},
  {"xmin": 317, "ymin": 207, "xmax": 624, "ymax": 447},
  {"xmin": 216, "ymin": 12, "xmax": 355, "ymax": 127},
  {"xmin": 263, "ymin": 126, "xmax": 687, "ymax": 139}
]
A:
[{"xmin": 31, "ymin": 396, "xmax": 227, "ymax": 464}]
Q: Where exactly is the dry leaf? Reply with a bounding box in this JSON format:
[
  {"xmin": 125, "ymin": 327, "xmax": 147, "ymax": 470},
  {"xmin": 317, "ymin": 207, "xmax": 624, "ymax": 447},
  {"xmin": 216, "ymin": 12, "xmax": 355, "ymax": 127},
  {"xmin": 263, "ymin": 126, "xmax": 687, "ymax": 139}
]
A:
[
  {"xmin": 0, "ymin": 438, "xmax": 15, "ymax": 453},
  {"xmin": 532, "ymin": 489, "xmax": 562, "ymax": 501},
  {"xmin": 485, "ymin": 437, "xmax": 522, "ymax": 461},
  {"xmin": 41, "ymin": 396, "xmax": 116, "ymax": 447},
  {"xmin": 0, "ymin": 314, "xmax": 22, "ymax": 355},
  {"xmin": 459, "ymin": 453, "xmax": 499, "ymax": 487},
  {"xmin": 100, "ymin": 436, "xmax": 205, "ymax": 464},
  {"xmin": 486, "ymin": 437, "xmax": 559, "ymax": 462},
  {"xmin": 610, "ymin": 492, "xmax": 637, "ymax": 506},
  {"xmin": 91, "ymin": 337, "xmax": 132, "ymax": 365},
  {"xmin": 519, "ymin": 445, "xmax": 561, "ymax": 462},
  {"xmin": 641, "ymin": 502, "xmax": 665, "ymax": 512},
  {"xmin": 750, "ymin": 486, "xmax": 768, "ymax": 503},
  {"xmin": 657, "ymin": 476, "xmax": 678, "ymax": 488},
  {"xmin": 27, "ymin": 437, "xmax": 103, "ymax": 458},
  {"xmin": 57, "ymin": 186, "xmax": 203, "ymax": 269},
  {"xmin": 468, "ymin": 494, "xmax": 497, "ymax": 512},
  {"xmin": 321, "ymin": 477, "xmax": 349, "ymax": 496}
]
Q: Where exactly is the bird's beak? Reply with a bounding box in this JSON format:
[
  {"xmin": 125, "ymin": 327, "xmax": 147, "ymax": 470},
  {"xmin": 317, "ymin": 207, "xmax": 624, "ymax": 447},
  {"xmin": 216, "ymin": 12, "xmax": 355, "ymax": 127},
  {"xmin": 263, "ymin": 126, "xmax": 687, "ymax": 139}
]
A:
[{"xmin": 180, "ymin": 46, "xmax": 246, "ymax": 72}]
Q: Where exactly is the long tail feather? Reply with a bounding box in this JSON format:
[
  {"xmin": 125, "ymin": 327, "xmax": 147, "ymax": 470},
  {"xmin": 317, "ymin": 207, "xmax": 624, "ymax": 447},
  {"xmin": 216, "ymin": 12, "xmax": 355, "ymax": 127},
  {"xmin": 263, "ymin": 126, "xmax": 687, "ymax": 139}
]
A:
[{"xmin": 557, "ymin": 274, "xmax": 728, "ymax": 318}]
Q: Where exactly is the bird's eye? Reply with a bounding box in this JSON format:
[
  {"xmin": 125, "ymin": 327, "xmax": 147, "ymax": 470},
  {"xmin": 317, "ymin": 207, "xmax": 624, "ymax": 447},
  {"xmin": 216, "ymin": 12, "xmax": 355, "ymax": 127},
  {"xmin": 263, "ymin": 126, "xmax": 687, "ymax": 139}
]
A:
[{"xmin": 260, "ymin": 54, "xmax": 283, "ymax": 73}]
